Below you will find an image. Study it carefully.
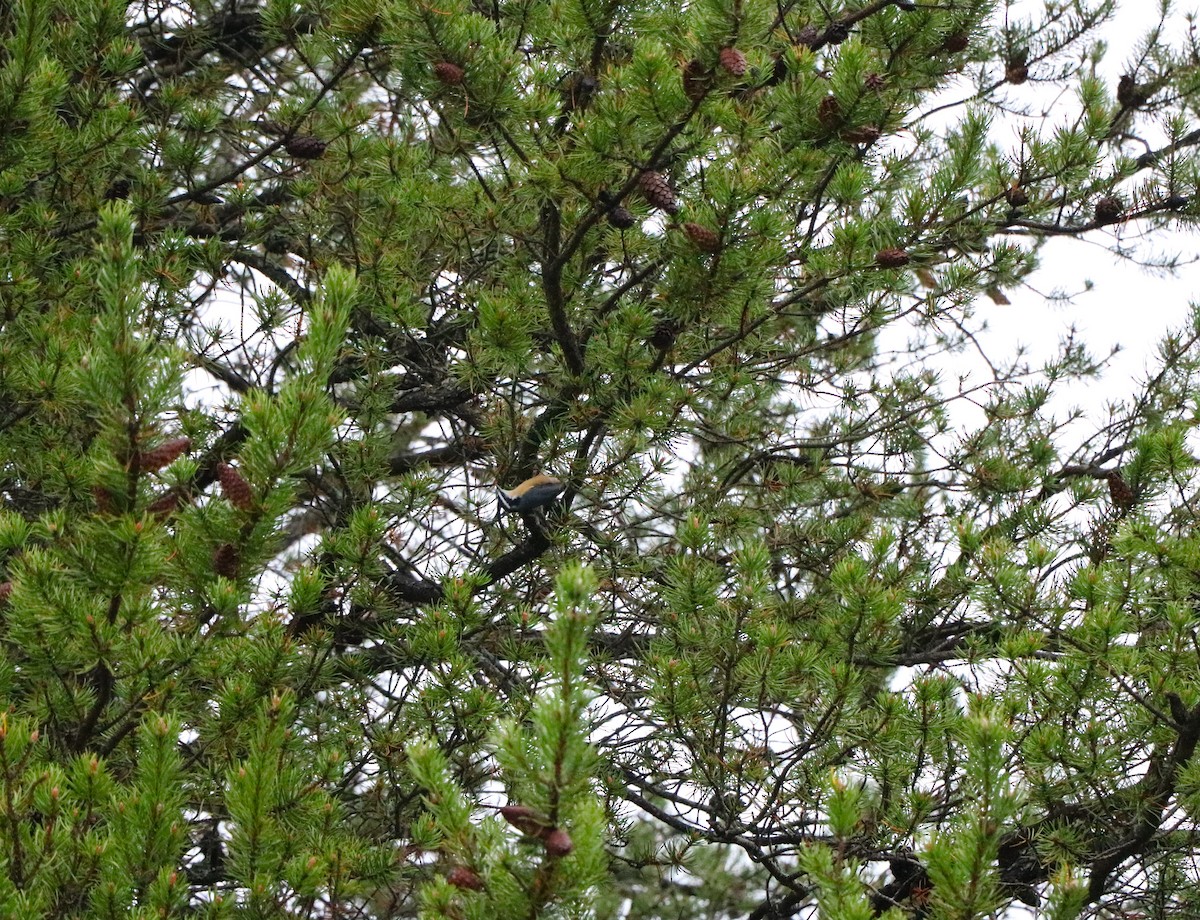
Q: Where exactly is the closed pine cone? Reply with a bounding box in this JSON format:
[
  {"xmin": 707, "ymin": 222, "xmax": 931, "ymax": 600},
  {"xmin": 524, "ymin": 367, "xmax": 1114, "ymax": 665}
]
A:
[{"xmin": 638, "ymin": 171, "xmax": 679, "ymax": 213}]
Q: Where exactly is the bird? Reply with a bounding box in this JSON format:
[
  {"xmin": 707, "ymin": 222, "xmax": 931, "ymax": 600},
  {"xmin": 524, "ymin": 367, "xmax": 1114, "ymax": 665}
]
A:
[{"xmin": 496, "ymin": 474, "xmax": 564, "ymax": 513}]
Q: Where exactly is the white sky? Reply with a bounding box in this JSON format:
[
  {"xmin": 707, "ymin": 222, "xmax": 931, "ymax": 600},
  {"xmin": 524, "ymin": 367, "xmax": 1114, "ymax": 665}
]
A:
[{"xmin": 968, "ymin": 2, "xmax": 1200, "ymax": 413}]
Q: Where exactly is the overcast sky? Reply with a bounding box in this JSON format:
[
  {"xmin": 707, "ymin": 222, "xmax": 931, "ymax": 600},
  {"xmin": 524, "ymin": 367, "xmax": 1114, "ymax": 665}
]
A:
[{"xmin": 926, "ymin": 2, "xmax": 1200, "ymax": 437}]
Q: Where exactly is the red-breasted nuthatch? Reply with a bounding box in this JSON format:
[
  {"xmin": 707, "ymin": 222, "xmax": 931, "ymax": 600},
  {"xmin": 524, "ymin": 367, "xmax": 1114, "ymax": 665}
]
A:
[{"xmin": 497, "ymin": 474, "xmax": 564, "ymax": 513}]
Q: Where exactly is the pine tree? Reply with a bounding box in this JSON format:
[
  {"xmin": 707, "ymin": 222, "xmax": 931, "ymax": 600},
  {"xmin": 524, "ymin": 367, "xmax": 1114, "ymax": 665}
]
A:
[{"xmin": 4, "ymin": 0, "xmax": 1200, "ymax": 917}]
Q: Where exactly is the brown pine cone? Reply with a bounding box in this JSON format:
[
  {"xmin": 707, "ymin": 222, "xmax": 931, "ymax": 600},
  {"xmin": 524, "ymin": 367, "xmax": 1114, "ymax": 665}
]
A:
[
  {"xmin": 766, "ymin": 53, "xmax": 789, "ymax": 86},
  {"xmin": 638, "ymin": 171, "xmax": 679, "ymax": 214},
  {"xmin": 147, "ymin": 490, "xmax": 182, "ymax": 518},
  {"xmin": 137, "ymin": 436, "xmax": 192, "ymax": 473},
  {"xmin": 447, "ymin": 866, "xmax": 485, "ymax": 890},
  {"xmin": 1093, "ymin": 195, "xmax": 1123, "ymax": 225},
  {"xmin": 942, "ymin": 32, "xmax": 970, "ymax": 53},
  {"xmin": 433, "ymin": 61, "xmax": 465, "ymax": 85},
  {"xmin": 0, "ymin": 582, "xmax": 11, "ymax": 606},
  {"xmin": 648, "ymin": 319, "xmax": 679, "ymax": 350},
  {"xmin": 285, "ymin": 135, "xmax": 327, "ymax": 160},
  {"xmin": 840, "ymin": 125, "xmax": 881, "ymax": 145},
  {"xmin": 217, "ymin": 462, "xmax": 255, "ymax": 511},
  {"xmin": 285, "ymin": 134, "xmax": 328, "ymax": 160},
  {"xmin": 213, "ymin": 543, "xmax": 240, "ymax": 578},
  {"xmin": 1005, "ymin": 63, "xmax": 1029, "ymax": 84},
  {"xmin": 500, "ymin": 805, "xmax": 551, "ymax": 836},
  {"xmin": 864, "ymin": 72, "xmax": 887, "ymax": 92},
  {"xmin": 104, "ymin": 178, "xmax": 131, "ymax": 200},
  {"xmin": 1108, "ymin": 472, "xmax": 1135, "ymax": 511},
  {"xmin": 542, "ymin": 828, "xmax": 574, "ymax": 857},
  {"xmin": 682, "ymin": 222, "xmax": 720, "ymax": 252},
  {"xmin": 606, "ymin": 205, "xmax": 637, "ymax": 229},
  {"xmin": 796, "ymin": 24, "xmax": 820, "ymax": 48},
  {"xmin": 985, "ymin": 285, "xmax": 1011, "ymax": 305},
  {"xmin": 1005, "ymin": 50, "xmax": 1029, "ymax": 85},
  {"xmin": 817, "ymin": 95, "xmax": 842, "ymax": 128},
  {"xmin": 718, "ymin": 47, "xmax": 747, "ymax": 77},
  {"xmin": 875, "ymin": 247, "xmax": 911, "ymax": 268},
  {"xmin": 1005, "ymin": 184, "xmax": 1029, "ymax": 208},
  {"xmin": 682, "ymin": 59, "xmax": 712, "ymax": 103},
  {"xmin": 92, "ymin": 486, "xmax": 115, "ymax": 514}
]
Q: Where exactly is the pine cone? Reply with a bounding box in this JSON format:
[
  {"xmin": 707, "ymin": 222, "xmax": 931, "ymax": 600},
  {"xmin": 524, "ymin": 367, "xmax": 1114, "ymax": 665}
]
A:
[
  {"xmin": 500, "ymin": 805, "xmax": 550, "ymax": 836},
  {"xmin": 447, "ymin": 866, "xmax": 484, "ymax": 890},
  {"xmin": 92, "ymin": 486, "xmax": 115, "ymax": 515},
  {"xmin": 766, "ymin": 53, "xmax": 789, "ymax": 86},
  {"xmin": 985, "ymin": 285, "xmax": 1011, "ymax": 305},
  {"xmin": 682, "ymin": 222, "xmax": 720, "ymax": 252},
  {"xmin": 542, "ymin": 828, "xmax": 574, "ymax": 857},
  {"xmin": 942, "ymin": 32, "xmax": 970, "ymax": 53},
  {"xmin": 875, "ymin": 247, "xmax": 911, "ymax": 268},
  {"xmin": 817, "ymin": 95, "xmax": 842, "ymax": 128},
  {"xmin": 137, "ymin": 436, "xmax": 192, "ymax": 473},
  {"xmin": 1108, "ymin": 472, "xmax": 1135, "ymax": 511},
  {"xmin": 1005, "ymin": 184, "xmax": 1029, "ymax": 208},
  {"xmin": 0, "ymin": 582, "xmax": 11, "ymax": 606},
  {"xmin": 648, "ymin": 319, "xmax": 679, "ymax": 350},
  {"xmin": 1005, "ymin": 63, "xmax": 1029, "ymax": 84},
  {"xmin": 840, "ymin": 125, "xmax": 881, "ymax": 145},
  {"xmin": 718, "ymin": 47, "xmax": 747, "ymax": 77},
  {"xmin": 606, "ymin": 205, "xmax": 637, "ymax": 229},
  {"xmin": 217, "ymin": 462, "xmax": 255, "ymax": 511},
  {"xmin": 872, "ymin": 858, "xmax": 933, "ymax": 917},
  {"xmin": 433, "ymin": 61, "xmax": 465, "ymax": 85},
  {"xmin": 864, "ymin": 72, "xmax": 887, "ymax": 92},
  {"xmin": 285, "ymin": 135, "xmax": 327, "ymax": 160},
  {"xmin": 682, "ymin": 59, "xmax": 712, "ymax": 103},
  {"xmin": 638, "ymin": 171, "xmax": 679, "ymax": 214},
  {"xmin": 1093, "ymin": 195, "xmax": 1123, "ymax": 225},
  {"xmin": 213, "ymin": 543, "xmax": 239, "ymax": 578},
  {"xmin": 147, "ymin": 490, "xmax": 182, "ymax": 518},
  {"xmin": 104, "ymin": 178, "xmax": 131, "ymax": 201},
  {"xmin": 1005, "ymin": 50, "xmax": 1029, "ymax": 85},
  {"xmin": 796, "ymin": 24, "xmax": 820, "ymax": 48}
]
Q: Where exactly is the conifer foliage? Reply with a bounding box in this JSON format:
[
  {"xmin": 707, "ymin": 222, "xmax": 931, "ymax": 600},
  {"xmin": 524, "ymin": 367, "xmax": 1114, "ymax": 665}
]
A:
[{"xmin": 4, "ymin": 0, "xmax": 1200, "ymax": 917}]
